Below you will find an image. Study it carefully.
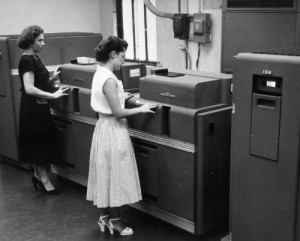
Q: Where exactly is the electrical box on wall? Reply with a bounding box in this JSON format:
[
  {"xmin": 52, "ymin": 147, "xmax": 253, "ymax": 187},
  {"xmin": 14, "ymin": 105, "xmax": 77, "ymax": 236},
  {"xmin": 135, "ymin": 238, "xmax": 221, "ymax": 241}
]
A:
[
  {"xmin": 191, "ymin": 13, "xmax": 212, "ymax": 43},
  {"xmin": 173, "ymin": 14, "xmax": 190, "ymax": 40}
]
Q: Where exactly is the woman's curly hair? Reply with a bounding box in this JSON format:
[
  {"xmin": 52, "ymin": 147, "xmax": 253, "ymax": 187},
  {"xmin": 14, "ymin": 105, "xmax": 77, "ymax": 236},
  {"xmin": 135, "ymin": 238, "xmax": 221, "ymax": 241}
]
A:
[
  {"xmin": 94, "ymin": 36, "xmax": 128, "ymax": 62},
  {"xmin": 17, "ymin": 25, "xmax": 44, "ymax": 50}
]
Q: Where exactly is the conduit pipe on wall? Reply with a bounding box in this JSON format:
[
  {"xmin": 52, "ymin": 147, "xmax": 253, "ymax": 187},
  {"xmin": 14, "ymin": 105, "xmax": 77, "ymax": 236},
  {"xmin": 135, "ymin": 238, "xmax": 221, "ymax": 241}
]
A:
[
  {"xmin": 144, "ymin": 0, "xmax": 174, "ymax": 19},
  {"xmin": 144, "ymin": 0, "xmax": 193, "ymax": 69}
]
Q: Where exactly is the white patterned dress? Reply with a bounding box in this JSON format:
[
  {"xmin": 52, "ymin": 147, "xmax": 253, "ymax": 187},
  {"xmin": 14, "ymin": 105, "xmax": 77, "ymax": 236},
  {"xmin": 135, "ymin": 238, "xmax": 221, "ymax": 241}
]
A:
[{"xmin": 86, "ymin": 66, "xmax": 142, "ymax": 208}]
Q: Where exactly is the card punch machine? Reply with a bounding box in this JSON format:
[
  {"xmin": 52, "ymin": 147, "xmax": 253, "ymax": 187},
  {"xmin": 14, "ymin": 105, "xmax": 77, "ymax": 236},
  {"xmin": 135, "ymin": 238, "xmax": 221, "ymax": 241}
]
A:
[{"xmin": 50, "ymin": 63, "xmax": 232, "ymax": 236}]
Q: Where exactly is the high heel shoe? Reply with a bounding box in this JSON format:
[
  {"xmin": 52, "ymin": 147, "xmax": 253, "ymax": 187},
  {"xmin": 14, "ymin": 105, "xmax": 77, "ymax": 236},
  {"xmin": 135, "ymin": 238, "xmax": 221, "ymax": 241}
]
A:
[
  {"xmin": 39, "ymin": 182, "xmax": 60, "ymax": 195},
  {"xmin": 107, "ymin": 218, "xmax": 133, "ymax": 236},
  {"xmin": 36, "ymin": 179, "xmax": 60, "ymax": 195},
  {"xmin": 31, "ymin": 177, "xmax": 41, "ymax": 191},
  {"xmin": 97, "ymin": 215, "xmax": 109, "ymax": 232}
]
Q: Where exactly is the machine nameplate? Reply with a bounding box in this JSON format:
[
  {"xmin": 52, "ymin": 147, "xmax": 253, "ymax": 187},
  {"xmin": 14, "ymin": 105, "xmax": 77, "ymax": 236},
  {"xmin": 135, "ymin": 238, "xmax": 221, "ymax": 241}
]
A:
[{"xmin": 263, "ymin": 69, "xmax": 272, "ymax": 75}]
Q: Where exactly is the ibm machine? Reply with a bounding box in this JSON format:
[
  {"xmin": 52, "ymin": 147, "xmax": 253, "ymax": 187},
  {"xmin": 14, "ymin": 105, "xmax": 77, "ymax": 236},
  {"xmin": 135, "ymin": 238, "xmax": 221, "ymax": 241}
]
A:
[
  {"xmin": 0, "ymin": 33, "xmax": 232, "ymax": 236},
  {"xmin": 50, "ymin": 65, "xmax": 232, "ymax": 236},
  {"xmin": 231, "ymin": 48, "xmax": 300, "ymax": 241}
]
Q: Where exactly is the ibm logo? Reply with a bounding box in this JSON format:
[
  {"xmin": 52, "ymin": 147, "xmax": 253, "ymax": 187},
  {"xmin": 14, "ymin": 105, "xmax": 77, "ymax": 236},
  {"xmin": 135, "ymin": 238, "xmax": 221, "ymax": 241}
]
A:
[{"xmin": 263, "ymin": 69, "xmax": 272, "ymax": 75}]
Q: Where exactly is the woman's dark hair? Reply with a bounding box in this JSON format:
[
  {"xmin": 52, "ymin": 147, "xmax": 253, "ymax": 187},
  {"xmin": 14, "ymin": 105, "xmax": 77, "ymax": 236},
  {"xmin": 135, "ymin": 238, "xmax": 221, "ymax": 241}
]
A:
[
  {"xmin": 17, "ymin": 25, "xmax": 44, "ymax": 50},
  {"xmin": 94, "ymin": 36, "xmax": 128, "ymax": 62}
]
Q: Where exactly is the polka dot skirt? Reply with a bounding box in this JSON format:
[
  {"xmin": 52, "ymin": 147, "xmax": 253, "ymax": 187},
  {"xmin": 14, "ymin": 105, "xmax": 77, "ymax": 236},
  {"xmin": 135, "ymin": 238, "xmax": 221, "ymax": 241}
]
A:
[{"xmin": 86, "ymin": 114, "xmax": 142, "ymax": 208}]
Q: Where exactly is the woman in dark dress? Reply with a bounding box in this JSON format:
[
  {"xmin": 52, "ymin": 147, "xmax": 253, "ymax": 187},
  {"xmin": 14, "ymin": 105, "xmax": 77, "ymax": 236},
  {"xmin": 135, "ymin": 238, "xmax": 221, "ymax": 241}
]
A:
[{"xmin": 17, "ymin": 25, "xmax": 69, "ymax": 195}]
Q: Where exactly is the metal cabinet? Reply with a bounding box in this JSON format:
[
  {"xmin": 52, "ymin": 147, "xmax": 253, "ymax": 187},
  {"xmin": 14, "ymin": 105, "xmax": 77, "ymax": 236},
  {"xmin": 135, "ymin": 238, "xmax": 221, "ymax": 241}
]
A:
[{"xmin": 231, "ymin": 51, "xmax": 300, "ymax": 241}]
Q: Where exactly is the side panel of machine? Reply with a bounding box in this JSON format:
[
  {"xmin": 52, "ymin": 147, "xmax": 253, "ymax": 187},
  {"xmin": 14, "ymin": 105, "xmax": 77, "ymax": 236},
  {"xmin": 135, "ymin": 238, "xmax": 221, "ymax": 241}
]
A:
[
  {"xmin": 231, "ymin": 54, "xmax": 300, "ymax": 241},
  {"xmin": 71, "ymin": 121, "xmax": 94, "ymax": 177},
  {"xmin": 0, "ymin": 38, "xmax": 18, "ymax": 161},
  {"xmin": 296, "ymin": 171, "xmax": 300, "ymax": 241},
  {"xmin": 132, "ymin": 138, "xmax": 158, "ymax": 198},
  {"xmin": 0, "ymin": 50, "xmax": 6, "ymax": 96},
  {"xmin": 11, "ymin": 75, "xmax": 21, "ymax": 135},
  {"xmin": 52, "ymin": 117, "xmax": 75, "ymax": 167},
  {"xmin": 51, "ymin": 116, "xmax": 93, "ymax": 178},
  {"xmin": 157, "ymin": 146, "xmax": 194, "ymax": 221},
  {"xmin": 195, "ymin": 107, "xmax": 231, "ymax": 235}
]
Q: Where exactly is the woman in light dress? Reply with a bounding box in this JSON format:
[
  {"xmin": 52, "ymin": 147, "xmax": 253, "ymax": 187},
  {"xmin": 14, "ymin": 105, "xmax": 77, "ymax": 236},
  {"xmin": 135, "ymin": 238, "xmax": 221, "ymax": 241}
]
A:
[{"xmin": 86, "ymin": 36, "xmax": 156, "ymax": 235}]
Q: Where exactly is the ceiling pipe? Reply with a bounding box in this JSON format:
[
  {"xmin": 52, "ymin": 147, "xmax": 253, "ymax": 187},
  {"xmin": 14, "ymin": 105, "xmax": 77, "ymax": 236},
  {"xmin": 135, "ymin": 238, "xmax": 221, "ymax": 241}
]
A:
[{"xmin": 144, "ymin": 0, "xmax": 174, "ymax": 19}]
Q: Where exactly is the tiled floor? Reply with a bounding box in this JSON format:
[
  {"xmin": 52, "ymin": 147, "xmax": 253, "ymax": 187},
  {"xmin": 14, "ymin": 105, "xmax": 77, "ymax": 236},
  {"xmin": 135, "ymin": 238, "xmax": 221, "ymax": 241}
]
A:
[{"xmin": 0, "ymin": 160, "xmax": 229, "ymax": 241}]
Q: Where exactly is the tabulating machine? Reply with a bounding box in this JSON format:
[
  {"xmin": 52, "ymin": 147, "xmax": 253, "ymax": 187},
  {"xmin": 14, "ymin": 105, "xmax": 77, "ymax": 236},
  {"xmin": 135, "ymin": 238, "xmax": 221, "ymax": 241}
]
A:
[
  {"xmin": 50, "ymin": 65, "xmax": 233, "ymax": 236},
  {"xmin": 0, "ymin": 31, "xmax": 233, "ymax": 236},
  {"xmin": 230, "ymin": 48, "xmax": 300, "ymax": 241},
  {"xmin": 0, "ymin": 33, "xmax": 102, "ymax": 165}
]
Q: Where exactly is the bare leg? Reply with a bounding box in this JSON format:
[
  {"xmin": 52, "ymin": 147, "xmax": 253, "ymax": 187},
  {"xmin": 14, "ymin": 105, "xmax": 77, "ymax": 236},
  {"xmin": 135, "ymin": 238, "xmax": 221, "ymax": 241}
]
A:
[
  {"xmin": 100, "ymin": 207, "xmax": 110, "ymax": 217},
  {"xmin": 36, "ymin": 166, "xmax": 55, "ymax": 191},
  {"xmin": 99, "ymin": 207, "xmax": 110, "ymax": 224}
]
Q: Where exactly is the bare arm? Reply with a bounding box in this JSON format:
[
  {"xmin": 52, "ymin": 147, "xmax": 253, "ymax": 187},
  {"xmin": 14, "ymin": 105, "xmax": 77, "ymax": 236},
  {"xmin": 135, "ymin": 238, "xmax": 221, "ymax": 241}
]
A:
[
  {"xmin": 48, "ymin": 67, "xmax": 61, "ymax": 85},
  {"xmin": 103, "ymin": 78, "xmax": 156, "ymax": 119},
  {"xmin": 23, "ymin": 71, "xmax": 68, "ymax": 99}
]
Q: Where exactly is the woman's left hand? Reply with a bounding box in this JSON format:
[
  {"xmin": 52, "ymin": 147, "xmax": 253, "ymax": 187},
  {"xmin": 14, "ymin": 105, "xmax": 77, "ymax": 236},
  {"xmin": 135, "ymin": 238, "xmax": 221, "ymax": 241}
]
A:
[
  {"xmin": 124, "ymin": 92, "xmax": 133, "ymax": 100},
  {"xmin": 50, "ymin": 66, "xmax": 61, "ymax": 83}
]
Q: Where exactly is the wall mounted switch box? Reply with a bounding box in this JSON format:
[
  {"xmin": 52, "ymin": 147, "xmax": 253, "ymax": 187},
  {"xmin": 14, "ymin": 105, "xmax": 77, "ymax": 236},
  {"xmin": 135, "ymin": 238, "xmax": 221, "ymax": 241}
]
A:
[
  {"xmin": 173, "ymin": 14, "xmax": 190, "ymax": 40},
  {"xmin": 192, "ymin": 13, "xmax": 212, "ymax": 43}
]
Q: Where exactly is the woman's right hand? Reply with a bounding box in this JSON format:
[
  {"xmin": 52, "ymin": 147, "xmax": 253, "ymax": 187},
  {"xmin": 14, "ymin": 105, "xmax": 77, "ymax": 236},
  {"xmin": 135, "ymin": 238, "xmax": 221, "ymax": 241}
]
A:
[
  {"xmin": 139, "ymin": 102, "xmax": 157, "ymax": 114},
  {"xmin": 52, "ymin": 86, "xmax": 69, "ymax": 99}
]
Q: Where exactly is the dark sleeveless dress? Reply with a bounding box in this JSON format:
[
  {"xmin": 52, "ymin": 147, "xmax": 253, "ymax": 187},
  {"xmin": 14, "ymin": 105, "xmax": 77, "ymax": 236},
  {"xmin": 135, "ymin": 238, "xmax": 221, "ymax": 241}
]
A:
[{"xmin": 18, "ymin": 55, "xmax": 56, "ymax": 166}]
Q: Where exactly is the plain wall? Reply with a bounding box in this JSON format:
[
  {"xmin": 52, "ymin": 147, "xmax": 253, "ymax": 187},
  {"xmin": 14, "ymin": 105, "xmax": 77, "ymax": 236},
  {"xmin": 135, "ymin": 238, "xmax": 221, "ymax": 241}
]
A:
[
  {"xmin": 154, "ymin": 0, "xmax": 223, "ymax": 72},
  {"xmin": 0, "ymin": 0, "xmax": 222, "ymax": 72},
  {"xmin": 0, "ymin": 0, "xmax": 101, "ymax": 34}
]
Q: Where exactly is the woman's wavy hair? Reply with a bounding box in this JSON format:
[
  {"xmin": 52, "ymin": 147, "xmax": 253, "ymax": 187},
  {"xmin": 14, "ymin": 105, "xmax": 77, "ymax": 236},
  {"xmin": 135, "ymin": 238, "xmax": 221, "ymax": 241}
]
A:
[
  {"xmin": 94, "ymin": 36, "xmax": 128, "ymax": 62},
  {"xmin": 17, "ymin": 25, "xmax": 44, "ymax": 50}
]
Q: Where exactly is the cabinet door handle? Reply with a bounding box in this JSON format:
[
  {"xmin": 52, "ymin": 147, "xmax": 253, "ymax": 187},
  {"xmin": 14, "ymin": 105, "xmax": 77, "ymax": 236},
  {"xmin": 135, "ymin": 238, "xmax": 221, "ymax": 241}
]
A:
[
  {"xmin": 257, "ymin": 98, "xmax": 276, "ymax": 110},
  {"xmin": 160, "ymin": 92, "xmax": 175, "ymax": 98},
  {"xmin": 58, "ymin": 124, "xmax": 67, "ymax": 131},
  {"xmin": 73, "ymin": 77, "xmax": 84, "ymax": 82},
  {"xmin": 136, "ymin": 148, "xmax": 148, "ymax": 157}
]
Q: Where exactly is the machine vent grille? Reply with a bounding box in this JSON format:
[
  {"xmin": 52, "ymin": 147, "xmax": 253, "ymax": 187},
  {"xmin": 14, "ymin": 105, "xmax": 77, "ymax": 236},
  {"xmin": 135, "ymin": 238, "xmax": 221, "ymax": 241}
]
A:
[
  {"xmin": 252, "ymin": 47, "xmax": 300, "ymax": 56},
  {"xmin": 227, "ymin": 0, "xmax": 294, "ymax": 8}
]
